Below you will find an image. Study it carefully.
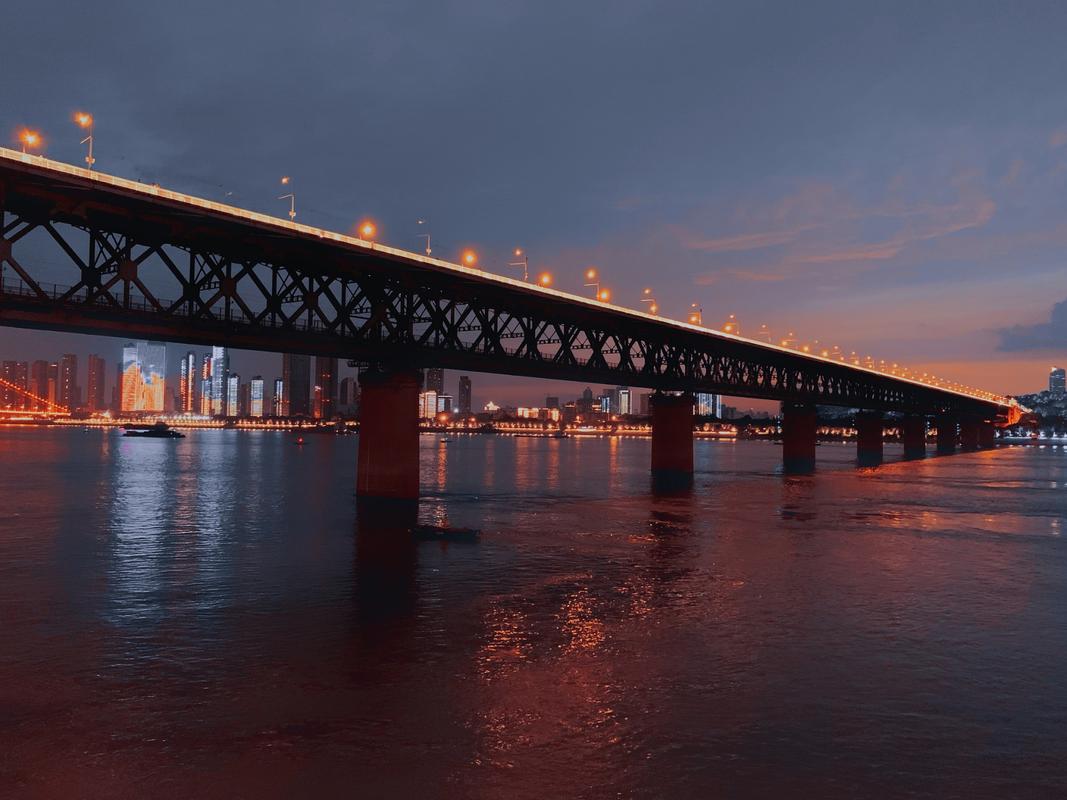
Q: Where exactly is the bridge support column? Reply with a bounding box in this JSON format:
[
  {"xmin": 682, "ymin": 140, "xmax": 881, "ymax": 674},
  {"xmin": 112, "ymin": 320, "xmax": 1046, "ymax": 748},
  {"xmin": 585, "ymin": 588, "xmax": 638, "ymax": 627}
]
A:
[
  {"xmin": 782, "ymin": 402, "xmax": 818, "ymax": 474},
  {"xmin": 650, "ymin": 392, "xmax": 694, "ymax": 489},
  {"xmin": 959, "ymin": 418, "xmax": 981, "ymax": 451},
  {"xmin": 901, "ymin": 415, "xmax": 927, "ymax": 460},
  {"xmin": 357, "ymin": 368, "xmax": 421, "ymax": 500},
  {"xmin": 856, "ymin": 411, "xmax": 883, "ymax": 467},
  {"xmin": 978, "ymin": 421, "xmax": 996, "ymax": 448},
  {"xmin": 935, "ymin": 414, "xmax": 958, "ymax": 456}
]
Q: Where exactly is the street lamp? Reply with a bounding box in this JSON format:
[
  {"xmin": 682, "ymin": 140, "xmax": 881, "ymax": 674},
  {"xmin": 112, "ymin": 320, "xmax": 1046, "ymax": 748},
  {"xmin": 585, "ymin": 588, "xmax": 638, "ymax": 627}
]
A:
[
  {"xmin": 416, "ymin": 219, "xmax": 431, "ymax": 256},
  {"xmin": 598, "ymin": 288, "xmax": 611, "ymax": 302},
  {"xmin": 278, "ymin": 176, "xmax": 295, "ymax": 222},
  {"xmin": 722, "ymin": 313, "xmax": 740, "ymax": 335},
  {"xmin": 357, "ymin": 219, "xmax": 377, "ymax": 241},
  {"xmin": 688, "ymin": 303, "xmax": 703, "ymax": 325},
  {"xmin": 584, "ymin": 267, "xmax": 600, "ymax": 298},
  {"xmin": 756, "ymin": 323, "xmax": 771, "ymax": 342},
  {"xmin": 509, "ymin": 248, "xmax": 529, "ymax": 281},
  {"xmin": 18, "ymin": 128, "xmax": 41, "ymax": 154},
  {"xmin": 74, "ymin": 112, "xmax": 95, "ymax": 170},
  {"xmin": 462, "ymin": 249, "xmax": 478, "ymax": 267},
  {"xmin": 640, "ymin": 287, "xmax": 658, "ymax": 314},
  {"xmin": 537, "ymin": 272, "xmax": 553, "ymax": 287}
]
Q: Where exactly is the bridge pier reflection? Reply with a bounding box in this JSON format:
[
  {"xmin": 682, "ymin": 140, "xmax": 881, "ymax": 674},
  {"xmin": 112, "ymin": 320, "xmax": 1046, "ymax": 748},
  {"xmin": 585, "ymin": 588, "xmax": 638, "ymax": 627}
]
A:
[
  {"xmin": 650, "ymin": 392, "xmax": 694, "ymax": 490},
  {"xmin": 356, "ymin": 368, "xmax": 421, "ymax": 500},
  {"xmin": 782, "ymin": 402, "xmax": 818, "ymax": 474},
  {"xmin": 935, "ymin": 414, "xmax": 958, "ymax": 455},
  {"xmin": 855, "ymin": 411, "xmax": 884, "ymax": 467},
  {"xmin": 901, "ymin": 415, "xmax": 928, "ymax": 459}
]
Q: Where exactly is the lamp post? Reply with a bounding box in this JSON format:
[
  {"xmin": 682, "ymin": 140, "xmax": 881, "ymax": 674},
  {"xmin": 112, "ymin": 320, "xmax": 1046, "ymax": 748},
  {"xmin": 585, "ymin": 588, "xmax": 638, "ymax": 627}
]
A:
[
  {"xmin": 461, "ymin": 249, "xmax": 478, "ymax": 268},
  {"xmin": 18, "ymin": 129, "xmax": 41, "ymax": 154},
  {"xmin": 74, "ymin": 112, "xmax": 94, "ymax": 170},
  {"xmin": 537, "ymin": 272, "xmax": 553, "ymax": 287},
  {"xmin": 510, "ymin": 248, "xmax": 529, "ymax": 281},
  {"xmin": 416, "ymin": 219, "xmax": 432, "ymax": 256},
  {"xmin": 640, "ymin": 287, "xmax": 658, "ymax": 315},
  {"xmin": 278, "ymin": 176, "xmax": 295, "ymax": 222},
  {"xmin": 584, "ymin": 267, "xmax": 600, "ymax": 298},
  {"xmin": 357, "ymin": 219, "xmax": 377, "ymax": 241},
  {"xmin": 688, "ymin": 303, "xmax": 703, "ymax": 325}
]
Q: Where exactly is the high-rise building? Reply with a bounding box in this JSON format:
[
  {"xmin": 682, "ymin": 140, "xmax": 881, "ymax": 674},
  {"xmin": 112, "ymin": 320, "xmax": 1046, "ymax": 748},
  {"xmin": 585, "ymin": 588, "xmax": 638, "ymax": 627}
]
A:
[
  {"xmin": 1, "ymin": 361, "xmax": 29, "ymax": 410},
  {"xmin": 339, "ymin": 376, "xmax": 359, "ymax": 414},
  {"xmin": 86, "ymin": 355, "xmax": 106, "ymax": 412},
  {"xmin": 46, "ymin": 362, "xmax": 58, "ymax": 407},
  {"xmin": 272, "ymin": 378, "xmax": 284, "ymax": 417},
  {"xmin": 617, "ymin": 387, "xmax": 631, "ymax": 415},
  {"xmin": 179, "ymin": 351, "xmax": 197, "ymax": 412},
  {"xmin": 418, "ymin": 390, "xmax": 438, "ymax": 420},
  {"xmin": 458, "ymin": 375, "xmax": 472, "ymax": 415},
  {"xmin": 638, "ymin": 392, "xmax": 652, "ymax": 416},
  {"xmin": 239, "ymin": 381, "xmax": 252, "ymax": 417},
  {"xmin": 199, "ymin": 354, "xmax": 213, "ymax": 416},
  {"xmin": 545, "ymin": 395, "xmax": 559, "ymax": 409},
  {"xmin": 121, "ymin": 341, "xmax": 166, "ymax": 413},
  {"xmin": 1051, "ymin": 367, "xmax": 1066, "ymax": 396},
  {"xmin": 58, "ymin": 354, "xmax": 79, "ymax": 410},
  {"xmin": 695, "ymin": 392, "xmax": 722, "ymax": 417},
  {"xmin": 112, "ymin": 362, "xmax": 123, "ymax": 412},
  {"xmin": 250, "ymin": 376, "xmax": 264, "ymax": 417},
  {"xmin": 313, "ymin": 356, "xmax": 338, "ymax": 419},
  {"xmin": 226, "ymin": 373, "xmax": 240, "ymax": 417},
  {"xmin": 437, "ymin": 394, "xmax": 453, "ymax": 413},
  {"xmin": 282, "ymin": 353, "xmax": 310, "ymax": 416},
  {"xmin": 425, "ymin": 367, "xmax": 444, "ymax": 394},
  {"xmin": 31, "ymin": 360, "xmax": 50, "ymax": 411},
  {"xmin": 210, "ymin": 346, "xmax": 229, "ymax": 416}
]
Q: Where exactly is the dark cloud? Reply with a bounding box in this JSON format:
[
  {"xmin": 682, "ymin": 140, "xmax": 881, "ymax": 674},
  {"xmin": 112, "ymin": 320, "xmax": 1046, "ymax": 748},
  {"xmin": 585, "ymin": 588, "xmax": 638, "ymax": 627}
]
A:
[{"xmin": 999, "ymin": 298, "xmax": 1067, "ymax": 352}]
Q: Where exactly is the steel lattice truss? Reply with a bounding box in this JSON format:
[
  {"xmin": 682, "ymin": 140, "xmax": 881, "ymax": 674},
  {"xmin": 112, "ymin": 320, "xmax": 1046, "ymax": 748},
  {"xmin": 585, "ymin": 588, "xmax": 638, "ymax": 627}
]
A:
[{"xmin": 0, "ymin": 157, "xmax": 1004, "ymax": 418}]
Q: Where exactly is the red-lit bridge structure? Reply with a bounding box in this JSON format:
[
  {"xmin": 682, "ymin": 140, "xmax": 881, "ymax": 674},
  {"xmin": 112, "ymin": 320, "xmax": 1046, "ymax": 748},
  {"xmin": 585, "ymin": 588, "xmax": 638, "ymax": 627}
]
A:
[{"xmin": 0, "ymin": 148, "xmax": 1021, "ymax": 495}]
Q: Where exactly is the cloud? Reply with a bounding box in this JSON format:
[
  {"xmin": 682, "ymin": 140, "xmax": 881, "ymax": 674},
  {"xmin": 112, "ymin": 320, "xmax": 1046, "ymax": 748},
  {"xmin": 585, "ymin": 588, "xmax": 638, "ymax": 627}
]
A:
[{"xmin": 998, "ymin": 298, "xmax": 1067, "ymax": 351}]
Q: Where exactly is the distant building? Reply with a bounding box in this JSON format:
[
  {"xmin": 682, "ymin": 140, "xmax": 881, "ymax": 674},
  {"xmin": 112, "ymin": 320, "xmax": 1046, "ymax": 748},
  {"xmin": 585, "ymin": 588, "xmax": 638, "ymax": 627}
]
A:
[
  {"xmin": 249, "ymin": 376, "xmax": 264, "ymax": 417},
  {"xmin": 339, "ymin": 376, "xmax": 359, "ymax": 414},
  {"xmin": 424, "ymin": 367, "xmax": 444, "ymax": 394},
  {"xmin": 283, "ymin": 353, "xmax": 311, "ymax": 416},
  {"xmin": 638, "ymin": 392, "xmax": 651, "ymax": 416},
  {"xmin": 418, "ymin": 390, "xmax": 438, "ymax": 420},
  {"xmin": 210, "ymin": 346, "xmax": 229, "ymax": 416},
  {"xmin": 58, "ymin": 354, "xmax": 79, "ymax": 410},
  {"xmin": 695, "ymin": 392, "xmax": 722, "ymax": 417},
  {"xmin": 437, "ymin": 394, "xmax": 453, "ymax": 413},
  {"xmin": 617, "ymin": 387, "xmax": 631, "ymax": 415},
  {"xmin": 1, "ymin": 361, "xmax": 29, "ymax": 410},
  {"xmin": 86, "ymin": 355, "xmax": 106, "ymax": 412},
  {"xmin": 458, "ymin": 375, "xmax": 472, "ymax": 415},
  {"xmin": 179, "ymin": 351, "xmax": 196, "ymax": 412},
  {"xmin": 1051, "ymin": 367, "xmax": 1066, "ymax": 396},
  {"xmin": 545, "ymin": 395, "xmax": 559, "ymax": 409},
  {"xmin": 199, "ymin": 354, "xmax": 213, "ymax": 416},
  {"xmin": 313, "ymin": 356, "xmax": 338, "ymax": 419},
  {"xmin": 226, "ymin": 373, "xmax": 240, "ymax": 417},
  {"xmin": 121, "ymin": 341, "xmax": 166, "ymax": 413},
  {"xmin": 272, "ymin": 378, "xmax": 284, "ymax": 417}
]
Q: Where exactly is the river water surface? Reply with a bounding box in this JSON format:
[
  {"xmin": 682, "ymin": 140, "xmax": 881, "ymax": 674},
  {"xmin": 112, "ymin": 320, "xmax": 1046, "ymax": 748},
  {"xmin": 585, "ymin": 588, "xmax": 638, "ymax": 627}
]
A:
[{"xmin": 1, "ymin": 428, "xmax": 1066, "ymax": 798}]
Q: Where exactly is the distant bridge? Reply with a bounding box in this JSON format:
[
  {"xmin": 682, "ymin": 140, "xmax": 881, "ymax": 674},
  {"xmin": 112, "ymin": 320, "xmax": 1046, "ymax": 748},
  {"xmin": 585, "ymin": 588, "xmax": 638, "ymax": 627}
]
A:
[{"xmin": 0, "ymin": 148, "xmax": 1020, "ymax": 494}]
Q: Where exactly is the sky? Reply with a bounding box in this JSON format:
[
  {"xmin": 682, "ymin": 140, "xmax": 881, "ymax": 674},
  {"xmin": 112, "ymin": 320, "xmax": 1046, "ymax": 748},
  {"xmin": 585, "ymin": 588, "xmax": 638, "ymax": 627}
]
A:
[{"xmin": 2, "ymin": 0, "xmax": 1066, "ymax": 407}]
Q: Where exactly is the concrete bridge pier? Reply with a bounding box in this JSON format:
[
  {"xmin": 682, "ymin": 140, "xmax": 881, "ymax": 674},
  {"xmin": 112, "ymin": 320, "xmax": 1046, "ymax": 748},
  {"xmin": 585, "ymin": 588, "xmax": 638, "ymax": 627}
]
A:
[
  {"xmin": 855, "ymin": 411, "xmax": 884, "ymax": 467},
  {"xmin": 782, "ymin": 402, "xmax": 818, "ymax": 474},
  {"xmin": 901, "ymin": 415, "xmax": 927, "ymax": 460},
  {"xmin": 935, "ymin": 414, "xmax": 958, "ymax": 455},
  {"xmin": 959, "ymin": 418, "xmax": 982, "ymax": 451},
  {"xmin": 357, "ymin": 367, "xmax": 422, "ymax": 500},
  {"xmin": 650, "ymin": 392, "xmax": 694, "ymax": 489},
  {"xmin": 978, "ymin": 421, "xmax": 996, "ymax": 448}
]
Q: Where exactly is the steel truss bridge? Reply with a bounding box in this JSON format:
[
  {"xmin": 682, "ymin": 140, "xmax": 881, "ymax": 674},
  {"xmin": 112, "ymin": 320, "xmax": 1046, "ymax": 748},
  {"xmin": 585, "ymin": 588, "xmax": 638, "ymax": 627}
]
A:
[{"xmin": 0, "ymin": 148, "xmax": 1016, "ymax": 423}]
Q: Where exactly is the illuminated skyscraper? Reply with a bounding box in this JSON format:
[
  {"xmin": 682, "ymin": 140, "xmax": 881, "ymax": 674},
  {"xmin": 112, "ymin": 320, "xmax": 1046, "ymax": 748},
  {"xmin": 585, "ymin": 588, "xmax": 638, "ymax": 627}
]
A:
[
  {"xmin": 226, "ymin": 373, "xmax": 240, "ymax": 417},
  {"xmin": 121, "ymin": 341, "xmax": 166, "ymax": 413},
  {"xmin": 283, "ymin": 353, "xmax": 311, "ymax": 416},
  {"xmin": 1051, "ymin": 367, "xmax": 1066, "ymax": 396},
  {"xmin": 58, "ymin": 354, "xmax": 79, "ymax": 410},
  {"xmin": 695, "ymin": 393, "xmax": 722, "ymax": 417},
  {"xmin": 199, "ymin": 354, "xmax": 213, "ymax": 415},
  {"xmin": 418, "ymin": 390, "xmax": 438, "ymax": 420},
  {"xmin": 458, "ymin": 375, "xmax": 472, "ymax": 415},
  {"xmin": 250, "ymin": 376, "xmax": 264, "ymax": 417},
  {"xmin": 424, "ymin": 367, "xmax": 444, "ymax": 394},
  {"xmin": 210, "ymin": 346, "xmax": 229, "ymax": 416},
  {"xmin": 179, "ymin": 351, "xmax": 196, "ymax": 412},
  {"xmin": 617, "ymin": 386, "xmax": 631, "ymax": 415},
  {"xmin": 313, "ymin": 356, "xmax": 338, "ymax": 419},
  {"xmin": 86, "ymin": 355, "xmax": 106, "ymax": 412},
  {"xmin": 1, "ymin": 361, "xmax": 29, "ymax": 410},
  {"xmin": 272, "ymin": 378, "xmax": 284, "ymax": 417}
]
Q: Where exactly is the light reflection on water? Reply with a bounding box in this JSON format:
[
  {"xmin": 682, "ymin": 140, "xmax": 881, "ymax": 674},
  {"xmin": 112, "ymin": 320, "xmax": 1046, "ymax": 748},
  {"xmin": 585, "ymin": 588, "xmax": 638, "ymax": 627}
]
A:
[{"xmin": 1, "ymin": 428, "xmax": 1066, "ymax": 797}]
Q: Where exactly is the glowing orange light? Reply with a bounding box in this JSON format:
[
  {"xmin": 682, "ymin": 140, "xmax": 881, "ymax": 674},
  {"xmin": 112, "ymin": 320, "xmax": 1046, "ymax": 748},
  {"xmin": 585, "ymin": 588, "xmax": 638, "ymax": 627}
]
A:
[
  {"xmin": 598, "ymin": 289, "xmax": 611, "ymax": 302},
  {"xmin": 358, "ymin": 219, "xmax": 377, "ymax": 240},
  {"xmin": 650, "ymin": 303, "xmax": 658, "ymax": 314},
  {"xmin": 280, "ymin": 176, "xmax": 291, "ymax": 185},
  {"xmin": 18, "ymin": 129, "xmax": 41, "ymax": 151},
  {"xmin": 74, "ymin": 112, "xmax": 93, "ymax": 128},
  {"xmin": 538, "ymin": 272, "xmax": 553, "ymax": 286},
  {"xmin": 585, "ymin": 267, "xmax": 597, "ymax": 280},
  {"xmin": 514, "ymin": 248, "xmax": 523, "ymax": 257},
  {"xmin": 462, "ymin": 249, "xmax": 478, "ymax": 267},
  {"xmin": 690, "ymin": 314, "xmax": 701, "ymax": 324}
]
